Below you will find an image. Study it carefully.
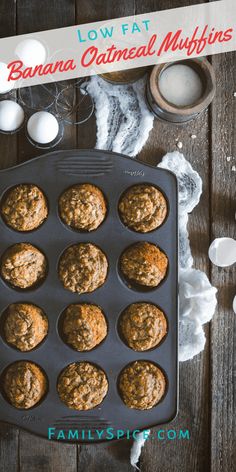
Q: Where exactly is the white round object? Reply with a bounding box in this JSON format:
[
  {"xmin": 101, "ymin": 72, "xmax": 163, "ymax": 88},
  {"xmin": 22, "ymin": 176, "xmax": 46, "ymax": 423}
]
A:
[
  {"xmin": 159, "ymin": 64, "xmax": 203, "ymax": 107},
  {"xmin": 27, "ymin": 111, "xmax": 59, "ymax": 144},
  {"xmin": 208, "ymin": 237, "xmax": 236, "ymax": 267},
  {"xmin": 15, "ymin": 39, "xmax": 47, "ymax": 67},
  {"xmin": 0, "ymin": 62, "xmax": 13, "ymax": 94},
  {"xmin": 233, "ymin": 295, "xmax": 236, "ymax": 314},
  {"xmin": 0, "ymin": 100, "xmax": 24, "ymax": 132}
]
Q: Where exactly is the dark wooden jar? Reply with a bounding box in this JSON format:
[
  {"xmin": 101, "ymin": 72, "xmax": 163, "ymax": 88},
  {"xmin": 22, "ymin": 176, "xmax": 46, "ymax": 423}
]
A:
[{"xmin": 146, "ymin": 58, "xmax": 216, "ymax": 124}]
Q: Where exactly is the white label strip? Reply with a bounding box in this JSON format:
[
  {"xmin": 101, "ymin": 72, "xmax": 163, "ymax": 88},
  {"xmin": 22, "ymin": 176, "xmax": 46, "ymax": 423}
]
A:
[{"xmin": 0, "ymin": 0, "xmax": 235, "ymax": 89}]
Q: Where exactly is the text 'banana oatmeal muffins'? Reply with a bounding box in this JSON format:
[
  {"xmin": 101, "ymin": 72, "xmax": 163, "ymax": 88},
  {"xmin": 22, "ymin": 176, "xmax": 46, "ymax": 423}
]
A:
[
  {"xmin": 62, "ymin": 304, "xmax": 107, "ymax": 351},
  {"xmin": 120, "ymin": 242, "xmax": 168, "ymax": 288},
  {"xmin": 1, "ymin": 243, "xmax": 47, "ymax": 289},
  {"xmin": 3, "ymin": 361, "xmax": 47, "ymax": 409},
  {"xmin": 118, "ymin": 361, "xmax": 166, "ymax": 410},
  {"xmin": 119, "ymin": 184, "xmax": 167, "ymax": 233},
  {"xmin": 119, "ymin": 302, "xmax": 167, "ymax": 351},
  {"xmin": 1, "ymin": 184, "xmax": 48, "ymax": 232},
  {"xmin": 3, "ymin": 303, "xmax": 48, "ymax": 351},
  {"xmin": 59, "ymin": 243, "xmax": 108, "ymax": 294},
  {"xmin": 57, "ymin": 362, "xmax": 108, "ymax": 410},
  {"xmin": 59, "ymin": 183, "xmax": 107, "ymax": 231}
]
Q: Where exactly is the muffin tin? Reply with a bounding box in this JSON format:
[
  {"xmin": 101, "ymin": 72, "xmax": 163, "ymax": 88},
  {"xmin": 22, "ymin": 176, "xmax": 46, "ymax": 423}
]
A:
[{"xmin": 0, "ymin": 149, "xmax": 178, "ymax": 443}]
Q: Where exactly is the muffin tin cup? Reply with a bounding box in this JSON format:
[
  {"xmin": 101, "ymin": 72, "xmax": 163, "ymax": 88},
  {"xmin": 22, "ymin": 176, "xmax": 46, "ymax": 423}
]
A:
[{"xmin": 0, "ymin": 149, "xmax": 178, "ymax": 443}]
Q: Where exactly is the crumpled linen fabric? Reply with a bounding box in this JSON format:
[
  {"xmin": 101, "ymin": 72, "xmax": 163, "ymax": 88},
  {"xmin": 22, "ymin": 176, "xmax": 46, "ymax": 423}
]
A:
[
  {"xmin": 158, "ymin": 152, "xmax": 217, "ymax": 361},
  {"xmin": 86, "ymin": 75, "xmax": 154, "ymax": 157},
  {"xmin": 158, "ymin": 151, "xmax": 202, "ymax": 269}
]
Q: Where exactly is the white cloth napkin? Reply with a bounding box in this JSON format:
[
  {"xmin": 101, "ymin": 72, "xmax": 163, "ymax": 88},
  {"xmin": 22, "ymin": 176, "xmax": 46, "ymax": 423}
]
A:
[
  {"xmin": 86, "ymin": 75, "xmax": 154, "ymax": 157},
  {"xmin": 158, "ymin": 152, "xmax": 217, "ymax": 362}
]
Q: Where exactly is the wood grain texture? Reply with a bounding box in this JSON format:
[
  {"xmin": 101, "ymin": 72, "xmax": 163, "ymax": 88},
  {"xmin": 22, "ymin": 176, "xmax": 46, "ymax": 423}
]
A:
[
  {"xmin": 136, "ymin": 1, "xmax": 211, "ymax": 470},
  {"xmin": 19, "ymin": 432, "xmax": 77, "ymax": 472},
  {"xmin": 77, "ymin": 440, "xmax": 134, "ymax": 472},
  {"xmin": 0, "ymin": 0, "xmax": 17, "ymax": 170},
  {"xmin": 210, "ymin": 49, "xmax": 236, "ymax": 472},
  {"xmin": 0, "ymin": 2, "xmax": 19, "ymax": 471},
  {"xmin": 0, "ymin": 1, "xmax": 235, "ymax": 471}
]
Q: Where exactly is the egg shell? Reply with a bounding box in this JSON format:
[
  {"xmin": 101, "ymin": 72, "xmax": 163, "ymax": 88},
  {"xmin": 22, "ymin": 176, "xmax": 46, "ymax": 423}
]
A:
[
  {"xmin": 27, "ymin": 111, "xmax": 59, "ymax": 144},
  {"xmin": 233, "ymin": 295, "xmax": 236, "ymax": 314},
  {"xmin": 15, "ymin": 39, "xmax": 47, "ymax": 67},
  {"xmin": 0, "ymin": 62, "xmax": 13, "ymax": 94},
  {"xmin": 208, "ymin": 237, "xmax": 236, "ymax": 267},
  {"xmin": 0, "ymin": 100, "xmax": 24, "ymax": 132}
]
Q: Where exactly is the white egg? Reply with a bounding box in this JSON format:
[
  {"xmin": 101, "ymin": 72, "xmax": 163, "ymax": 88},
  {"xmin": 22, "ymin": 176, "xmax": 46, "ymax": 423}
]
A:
[
  {"xmin": 0, "ymin": 62, "xmax": 13, "ymax": 94},
  {"xmin": 232, "ymin": 295, "xmax": 236, "ymax": 314},
  {"xmin": 233, "ymin": 295, "xmax": 236, "ymax": 314},
  {"xmin": 15, "ymin": 39, "xmax": 47, "ymax": 67},
  {"xmin": 0, "ymin": 100, "xmax": 24, "ymax": 132},
  {"xmin": 208, "ymin": 237, "xmax": 236, "ymax": 267},
  {"xmin": 27, "ymin": 111, "xmax": 59, "ymax": 144}
]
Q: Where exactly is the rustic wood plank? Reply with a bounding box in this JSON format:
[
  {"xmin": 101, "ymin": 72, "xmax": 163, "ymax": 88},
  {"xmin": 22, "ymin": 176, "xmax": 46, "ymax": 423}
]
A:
[
  {"xmin": 138, "ymin": 99, "xmax": 212, "ymax": 471},
  {"xmin": 15, "ymin": 1, "xmax": 77, "ymax": 470},
  {"xmin": 0, "ymin": 0, "xmax": 17, "ymax": 169},
  {"xmin": 19, "ymin": 432, "xmax": 78, "ymax": 472},
  {"xmin": 135, "ymin": 0, "xmax": 211, "ymax": 470},
  {"xmin": 0, "ymin": 2, "xmax": 19, "ymax": 471},
  {"xmin": 1, "ymin": 2, "xmax": 234, "ymax": 472},
  {"xmin": 210, "ymin": 49, "xmax": 236, "ymax": 472},
  {"xmin": 76, "ymin": 440, "xmax": 134, "ymax": 472},
  {"xmin": 0, "ymin": 423, "xmax": 18, "ymax": 472}
]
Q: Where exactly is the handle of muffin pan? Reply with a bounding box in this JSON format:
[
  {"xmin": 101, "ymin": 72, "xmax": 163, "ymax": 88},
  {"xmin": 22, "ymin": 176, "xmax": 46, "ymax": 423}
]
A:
[{"xmin": 55, "ymin": 151, "xmax": 114, "ymax": 176}]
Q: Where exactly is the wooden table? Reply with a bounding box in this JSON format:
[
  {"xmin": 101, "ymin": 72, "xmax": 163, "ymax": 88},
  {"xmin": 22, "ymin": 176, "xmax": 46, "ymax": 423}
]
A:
[{"xmin": 0, "ymin": 1, "xmax": 235, "ymax": 471}]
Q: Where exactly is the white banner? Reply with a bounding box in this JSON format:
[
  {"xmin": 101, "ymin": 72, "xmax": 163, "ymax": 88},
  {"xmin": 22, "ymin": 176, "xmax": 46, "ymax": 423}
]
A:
[{"xmin": 0, "ymin": 0, "xmax": 235, "ymax": 89}]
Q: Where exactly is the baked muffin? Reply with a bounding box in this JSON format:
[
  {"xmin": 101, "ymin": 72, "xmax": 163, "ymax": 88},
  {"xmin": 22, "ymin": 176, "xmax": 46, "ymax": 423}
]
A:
[
  {"xmin": 119, "ymin": 184, "xmax": 167, "ymax": 233},
  {"xmin": 62, "ymin": 304, "xmax": 107, "ymax": 351},
  {"xmin": 3, "ymin": 303, "xmax": 48, "ymax": 351},
  {"xmin": 59, "ymin": 243, "xmax": 108, "ymax": 294},
  {"xmin": 119, "ymin": 303, "xmax": 167, "ymax": 351},
  {"xmin": 3, "ymin": 361, "xmax": 47, "ymax": 409},
  {"xmin": 119, "ymin": 361, "xmax": 166, "ymax": 410},
  {"xmin": 100, "ymin": 67, "xmax": 147, "ymax": 84},
  {"xmin": 57, "ymin": 362, "xmax": 108, "ymax": 410},
  {"xmin": 1, "ymin": 243, "xmax": 47, "ymax": 289},
  {"xmin": 59, "ymin": 184, "xmax": 107, "ymax": 231},
  {"xmin": 120, "ymin": 242, "xmax": 168, "ymax": 288},
  {"xmin": 1, "ymin": 184, "xmax": 48, "ymax": 231}
]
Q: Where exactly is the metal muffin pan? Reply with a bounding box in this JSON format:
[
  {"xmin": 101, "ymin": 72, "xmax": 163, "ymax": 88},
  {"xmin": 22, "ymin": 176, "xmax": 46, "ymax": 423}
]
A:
[{"xmin": 0, "ymin": 149, "xmax": 178, "ymax": 443}]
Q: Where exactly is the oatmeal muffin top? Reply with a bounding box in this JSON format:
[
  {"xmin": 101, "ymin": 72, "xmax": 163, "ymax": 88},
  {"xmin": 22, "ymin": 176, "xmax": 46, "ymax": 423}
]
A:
[
  {"xmin": 59, "ymin": 184, "xmax": 107, "ymax": 231},
  {"xmin": 59, "ymin": 243, "xmax": 108, "ymax": 294},
  {"xmin": 3, "ymin": 361, "xmax": 47, "ymax": 409},
  {"xmin": 4, "ymin": 303, "xmax": 48, "ymax": 351},
  {"xmin": 62, "ymin": 303, "xmax": 107, "ymax": 351},
  {"xmin": 1, "ymin": 243, "xmax": 47, "ymax": 289},
  {"xmin": 57, "ymin": 362, "xmax": 108, "ymax": 410},
  {"xmin": 119, "ymin": 184, "xmax": 167, "ymax": 233},
  {"xmin": 120, "ymin": 242, "xmax": 168, "ymax": 288},
  {"xmin": 119, "ymin": 360, "xmax": 166, "ymax": 410},
  {"xmin": 1, "ymin": 184, "xmax": 48, "ymax": 232},
  {"xmin": 119, "ymin": 302, "xmax": 167, "ymax": 351}
]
